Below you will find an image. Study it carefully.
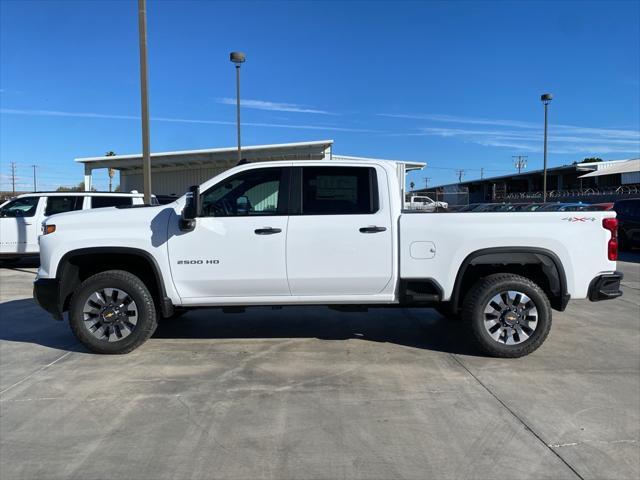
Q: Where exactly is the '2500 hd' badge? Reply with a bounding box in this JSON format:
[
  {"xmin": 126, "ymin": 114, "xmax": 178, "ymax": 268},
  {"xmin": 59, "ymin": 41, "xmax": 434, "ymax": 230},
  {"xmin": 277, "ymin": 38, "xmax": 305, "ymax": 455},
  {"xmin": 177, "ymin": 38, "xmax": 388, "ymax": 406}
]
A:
[{"xmin": 177, "ymin": 259, "xmax": 220, "ymax": 265}]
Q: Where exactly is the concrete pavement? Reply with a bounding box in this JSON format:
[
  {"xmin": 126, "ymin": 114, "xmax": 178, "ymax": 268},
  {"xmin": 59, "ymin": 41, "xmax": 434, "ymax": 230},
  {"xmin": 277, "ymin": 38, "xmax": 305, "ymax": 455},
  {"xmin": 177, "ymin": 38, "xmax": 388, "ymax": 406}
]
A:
[{"xmin": 1, "ymin": 256, "xmax": 638, "ymax": 480}]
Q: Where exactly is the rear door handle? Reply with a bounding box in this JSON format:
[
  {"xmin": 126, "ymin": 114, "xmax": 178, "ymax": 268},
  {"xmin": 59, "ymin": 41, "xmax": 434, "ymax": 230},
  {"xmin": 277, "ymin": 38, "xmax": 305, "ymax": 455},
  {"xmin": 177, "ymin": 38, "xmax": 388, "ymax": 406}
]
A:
[
  {"xmin": 254, "ymin": 227, "xmax": 282, "ymax": 235},
  {"xmin": 359, "ymin": 226, "xmax": 387, "ymax": 233}
]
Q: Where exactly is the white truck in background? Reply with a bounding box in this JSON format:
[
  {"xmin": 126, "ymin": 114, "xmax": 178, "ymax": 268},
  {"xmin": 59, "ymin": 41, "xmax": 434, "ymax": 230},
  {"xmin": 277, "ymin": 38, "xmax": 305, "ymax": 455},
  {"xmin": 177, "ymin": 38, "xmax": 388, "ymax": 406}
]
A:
[
  {"xmin": 34, "ymin": 159, "xmax": 623, "ymax": 357},
  {"xmin": 404, "ymin": 194, "xmax": 448, "ymax": 212},
  {"xmin": 0, "ymin": 191, "xmax": 150, "ymax": 261}
]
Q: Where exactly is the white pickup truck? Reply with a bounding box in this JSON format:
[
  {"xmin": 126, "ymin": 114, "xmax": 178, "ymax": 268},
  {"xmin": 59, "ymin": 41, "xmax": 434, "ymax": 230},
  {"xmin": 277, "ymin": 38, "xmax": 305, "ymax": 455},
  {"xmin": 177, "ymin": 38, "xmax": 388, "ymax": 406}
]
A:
[
  {"xmin": 34, "ymin": 159, "xmax": 623, "ymax": 357},
  {"xmin": 0, "ymin": 191, "xmax": 150, "ymax": 260},
  {"xmin": 404, "ymin": 195, "xmax": 448, "ymax": 212}
]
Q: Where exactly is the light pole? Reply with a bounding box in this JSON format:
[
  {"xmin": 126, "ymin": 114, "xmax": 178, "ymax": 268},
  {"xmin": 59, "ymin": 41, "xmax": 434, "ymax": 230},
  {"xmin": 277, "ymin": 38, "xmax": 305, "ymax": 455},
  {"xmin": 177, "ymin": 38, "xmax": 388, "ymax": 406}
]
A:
[
  {"xmin": 541, "ymin": 93, "xmax": 553, "ymax": 202},
  {"xmin": 230, "ymin": 51, "xmax": 246, "ymax": 164},
  {"xmin": 138, "ymin": 0, "xmax": 152, "ymax": 205}
]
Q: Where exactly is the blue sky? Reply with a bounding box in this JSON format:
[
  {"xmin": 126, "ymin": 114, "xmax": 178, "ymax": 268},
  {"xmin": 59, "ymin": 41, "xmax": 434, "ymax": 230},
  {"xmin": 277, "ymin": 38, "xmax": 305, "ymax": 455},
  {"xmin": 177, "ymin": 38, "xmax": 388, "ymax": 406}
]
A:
[{"xmin": 1, "ymin": 0, "xmax": 638, "ymax": 191}]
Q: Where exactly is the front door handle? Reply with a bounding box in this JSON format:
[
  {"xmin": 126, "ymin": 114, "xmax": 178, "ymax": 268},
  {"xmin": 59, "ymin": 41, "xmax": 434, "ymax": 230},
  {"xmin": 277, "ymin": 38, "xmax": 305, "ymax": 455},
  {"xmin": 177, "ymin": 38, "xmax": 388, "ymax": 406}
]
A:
[
  {"xmin": 254, "ymin": 227, "xmax": 282, "ymax": 235},
  {"xmin": 359, "ymin": 226, "xmax": 387, "ymax": 233}
]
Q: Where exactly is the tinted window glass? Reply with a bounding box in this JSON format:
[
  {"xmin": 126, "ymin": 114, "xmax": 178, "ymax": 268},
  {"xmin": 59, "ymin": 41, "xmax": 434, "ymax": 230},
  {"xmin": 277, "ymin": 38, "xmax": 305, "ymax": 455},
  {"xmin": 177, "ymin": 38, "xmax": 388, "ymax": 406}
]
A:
[
  {"xmin": 302, "ymin": 167, "xmax": 378, "ymax": 215},
  {"xmin": 0, "ymin": 197, "xmax": 39, "ymax": 218},
  {"xmin": 201, "ymin": 168, "xmax": 283, "ymax": 217},
  {"xmin": 91, "ymin": 196, "xmax": 132, "ymax": 209},
  {"xmin": 45, "ymin": 196, "xmax": 84, "ymax": 216}
]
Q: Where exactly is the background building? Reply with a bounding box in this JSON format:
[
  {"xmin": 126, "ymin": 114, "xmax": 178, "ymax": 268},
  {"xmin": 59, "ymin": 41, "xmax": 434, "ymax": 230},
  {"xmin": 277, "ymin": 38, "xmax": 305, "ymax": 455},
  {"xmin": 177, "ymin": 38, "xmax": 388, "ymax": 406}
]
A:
[
  {"xmin": 412, "ymin": 158, "xmax": 639, "ymax": 205},
  {"xmin": 76, "ymin": 140, "xmax": 425, "ymax": 200}
]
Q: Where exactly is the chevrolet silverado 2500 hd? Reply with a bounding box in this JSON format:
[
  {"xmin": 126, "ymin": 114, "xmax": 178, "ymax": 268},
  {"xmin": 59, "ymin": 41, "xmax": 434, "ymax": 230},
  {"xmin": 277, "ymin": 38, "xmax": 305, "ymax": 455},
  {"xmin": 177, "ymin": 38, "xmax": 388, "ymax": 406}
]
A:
[{"xmin": 33, "ymin": 159, "xmax": 623, "ymax": 357}]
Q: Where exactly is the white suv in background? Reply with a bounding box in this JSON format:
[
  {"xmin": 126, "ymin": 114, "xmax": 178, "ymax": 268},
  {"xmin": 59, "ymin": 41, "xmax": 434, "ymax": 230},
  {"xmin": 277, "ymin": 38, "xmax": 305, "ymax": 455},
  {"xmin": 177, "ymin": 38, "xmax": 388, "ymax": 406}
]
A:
[{"xmin": 0, "ymin": 191, "xmax": 151, "ymax": 261}]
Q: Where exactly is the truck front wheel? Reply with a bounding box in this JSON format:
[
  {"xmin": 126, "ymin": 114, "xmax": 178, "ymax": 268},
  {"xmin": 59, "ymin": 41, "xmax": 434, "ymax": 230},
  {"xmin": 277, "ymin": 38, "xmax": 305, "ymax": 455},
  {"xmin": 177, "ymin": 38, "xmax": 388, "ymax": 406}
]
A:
[
  {"xmin": 69, "ymin": 270, "xmax": 158, "ymax": 354},
  {"xmin": 462, "ymin": 273, "xmax": 552, "ymax": 358}
]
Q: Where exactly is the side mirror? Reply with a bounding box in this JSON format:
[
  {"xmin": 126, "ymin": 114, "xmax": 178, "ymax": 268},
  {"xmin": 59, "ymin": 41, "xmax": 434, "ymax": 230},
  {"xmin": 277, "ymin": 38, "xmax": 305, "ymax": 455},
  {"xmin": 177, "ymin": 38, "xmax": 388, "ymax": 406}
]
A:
[{"xmin": 180, "ymin": 185, "xmax": 200, "ymax": 231}]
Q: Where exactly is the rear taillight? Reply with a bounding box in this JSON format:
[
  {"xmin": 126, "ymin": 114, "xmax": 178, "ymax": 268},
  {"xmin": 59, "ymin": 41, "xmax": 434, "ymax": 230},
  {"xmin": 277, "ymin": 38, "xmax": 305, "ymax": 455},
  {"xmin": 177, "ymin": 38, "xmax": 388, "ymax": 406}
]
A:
[{"xmin": 603, "ymin": 217, "xmax": 618, "ymax": 261}]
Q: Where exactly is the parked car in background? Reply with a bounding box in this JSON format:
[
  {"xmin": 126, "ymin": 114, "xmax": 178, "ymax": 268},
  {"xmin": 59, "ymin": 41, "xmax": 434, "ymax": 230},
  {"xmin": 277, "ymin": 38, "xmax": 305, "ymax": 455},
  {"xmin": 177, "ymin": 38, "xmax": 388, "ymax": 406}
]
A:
[
  {"xmin": 512, "ymin": 203, "xmax": 546, "ymax": 211},
  {"xmin": 587, "ymin": 203, "xmax": 615, "ymax": 211},
  {"xmin": 614, "ymin": 198, "xmax": 640, "ymax": 250},
  {"xmin": 404, "ymin": 195, "xmax": 448, "ymax": 212},
  {"xmin": 0, "ymin": 191, "xmax": 150, "ymax": 261},
  {"xmin": 454, "ymin": 203, "xmax": 483, "ymax": 212},
  {"xmin": 538, "ymin": 202, "xmax": 591, "ymax": 212},
  {"xmin": 472, "ymin": 203, "xmax": 509, "ymax": 212}
]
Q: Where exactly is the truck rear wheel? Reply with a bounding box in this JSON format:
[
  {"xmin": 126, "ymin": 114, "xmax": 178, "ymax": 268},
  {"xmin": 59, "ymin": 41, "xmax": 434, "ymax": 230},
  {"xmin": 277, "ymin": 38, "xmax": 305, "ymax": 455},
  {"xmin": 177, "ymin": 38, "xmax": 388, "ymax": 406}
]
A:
[
  {"xmin": 462, "ymin": 273, "xmax": 552, "ymax": 358},
  {"xmin": 69, "ymin": 270, "xmax": 157, "ymax": 354}
]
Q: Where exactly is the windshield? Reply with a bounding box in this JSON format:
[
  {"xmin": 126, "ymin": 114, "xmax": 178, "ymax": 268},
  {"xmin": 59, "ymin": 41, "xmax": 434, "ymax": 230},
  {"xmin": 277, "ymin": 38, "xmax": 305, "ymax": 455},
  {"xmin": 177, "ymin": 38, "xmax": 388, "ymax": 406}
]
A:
[{"xmin": 0, "ymin": 197, "xmax": 39, "ymax": 218}]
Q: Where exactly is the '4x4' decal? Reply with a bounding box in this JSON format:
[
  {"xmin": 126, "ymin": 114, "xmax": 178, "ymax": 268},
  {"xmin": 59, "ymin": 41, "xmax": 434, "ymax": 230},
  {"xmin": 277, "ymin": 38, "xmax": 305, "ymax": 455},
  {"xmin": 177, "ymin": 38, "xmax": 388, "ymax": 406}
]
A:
[{"xmin": 562, "ymin": 217, "xmax": 596, "ymax": 222}]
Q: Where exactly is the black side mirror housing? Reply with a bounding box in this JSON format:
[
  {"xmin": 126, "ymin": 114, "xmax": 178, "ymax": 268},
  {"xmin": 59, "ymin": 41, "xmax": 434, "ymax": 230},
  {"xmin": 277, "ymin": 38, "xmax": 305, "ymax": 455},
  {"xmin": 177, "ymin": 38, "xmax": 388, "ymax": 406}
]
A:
[{"xmin": 180, "ymin": 185, "xmax": 200, "ymax": 231}]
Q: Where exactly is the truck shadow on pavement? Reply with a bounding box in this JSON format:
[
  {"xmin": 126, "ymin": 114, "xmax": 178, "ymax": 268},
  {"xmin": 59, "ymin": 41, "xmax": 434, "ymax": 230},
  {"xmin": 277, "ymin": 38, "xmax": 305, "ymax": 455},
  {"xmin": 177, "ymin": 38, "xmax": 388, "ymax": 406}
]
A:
[
  {"xmin": 155, "ymin": 306, "xmax": 481, "ymax": 355},
  {"xmin": 0, "ymin": 299, "xmax": 481, "ymax": 356}
]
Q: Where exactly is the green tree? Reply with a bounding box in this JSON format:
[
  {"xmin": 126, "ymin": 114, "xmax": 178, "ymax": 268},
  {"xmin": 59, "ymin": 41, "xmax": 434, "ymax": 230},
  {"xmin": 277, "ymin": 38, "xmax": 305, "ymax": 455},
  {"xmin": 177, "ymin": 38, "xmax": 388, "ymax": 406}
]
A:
[{"xmin": 56, "ymin": 181, "xmax": 96, "ymax": 192}]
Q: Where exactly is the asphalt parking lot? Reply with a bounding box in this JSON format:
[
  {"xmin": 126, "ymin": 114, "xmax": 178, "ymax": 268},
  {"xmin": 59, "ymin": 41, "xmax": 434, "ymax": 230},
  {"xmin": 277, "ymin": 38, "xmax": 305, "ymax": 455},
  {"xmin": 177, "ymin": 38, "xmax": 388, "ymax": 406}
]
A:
[{"xmin": 1, "ymin": 256, "xmax": 639, "ymax": 480}]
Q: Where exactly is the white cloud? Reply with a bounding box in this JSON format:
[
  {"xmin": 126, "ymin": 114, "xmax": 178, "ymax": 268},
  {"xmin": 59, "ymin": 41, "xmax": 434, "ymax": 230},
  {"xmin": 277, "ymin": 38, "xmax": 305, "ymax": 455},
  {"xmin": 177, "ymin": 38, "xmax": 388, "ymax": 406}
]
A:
[
  {"xmin": 216, "ymin": 97, "xmax": 337, "ymax": 115},
  {"xmin": 381, "ymin": 112, "xmax": 640, "ymax": 155},
  {"xmin": 0, "ymin": 108, "xmax": 377, "ymax": 133}
]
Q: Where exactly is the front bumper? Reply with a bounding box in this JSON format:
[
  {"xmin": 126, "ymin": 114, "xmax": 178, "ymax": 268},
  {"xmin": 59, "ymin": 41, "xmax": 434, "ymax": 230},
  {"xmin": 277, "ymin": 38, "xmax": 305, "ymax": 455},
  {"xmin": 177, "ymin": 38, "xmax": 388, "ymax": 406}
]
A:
[
  {"xmin": 33, "ymin": 278, "xmax": 63, "ymax": 320},
  {"xmin": 588, "ymin": 271, "xmax": 624, "ymax": 302}
]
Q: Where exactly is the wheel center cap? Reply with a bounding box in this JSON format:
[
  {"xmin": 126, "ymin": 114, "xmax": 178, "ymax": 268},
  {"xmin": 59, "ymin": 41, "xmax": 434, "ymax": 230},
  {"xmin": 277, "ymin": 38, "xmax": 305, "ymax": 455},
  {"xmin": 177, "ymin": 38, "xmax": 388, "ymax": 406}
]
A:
[
  {"xmin": 101, "ymin": 307, "xmax": 120, "ymax": 323},
  {"xmin": 504, "ymin": 311, "xmax": 518, "ymax": 325}
]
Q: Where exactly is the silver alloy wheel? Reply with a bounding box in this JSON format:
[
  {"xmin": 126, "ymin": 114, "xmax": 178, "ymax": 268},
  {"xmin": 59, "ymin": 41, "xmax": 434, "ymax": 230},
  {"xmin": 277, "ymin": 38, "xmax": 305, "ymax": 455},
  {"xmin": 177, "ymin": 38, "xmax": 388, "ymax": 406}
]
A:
[
  {"xmin": 483, "ymin": 290, "xmax": 538, "ymax": 345},
  {"xmin": 82, "ymin": 288, "xmax": 138, "ymax": 342}
]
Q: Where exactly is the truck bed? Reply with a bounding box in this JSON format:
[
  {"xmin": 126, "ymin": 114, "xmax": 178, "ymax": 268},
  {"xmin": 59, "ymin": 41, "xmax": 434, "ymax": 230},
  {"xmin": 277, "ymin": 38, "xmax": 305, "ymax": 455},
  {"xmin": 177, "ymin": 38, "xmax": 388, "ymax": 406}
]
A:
[{"xmin": 399, "ymin": 211, "xmax": 617, "ymax": 300}]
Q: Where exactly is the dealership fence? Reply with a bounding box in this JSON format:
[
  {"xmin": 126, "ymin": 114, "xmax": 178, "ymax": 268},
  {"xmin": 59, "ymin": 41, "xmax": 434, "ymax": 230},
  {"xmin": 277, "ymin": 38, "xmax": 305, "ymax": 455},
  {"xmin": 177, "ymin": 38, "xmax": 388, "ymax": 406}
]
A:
[{"xmin": 498, "ymin": 185, "xmax": 640, "ymax": 203}]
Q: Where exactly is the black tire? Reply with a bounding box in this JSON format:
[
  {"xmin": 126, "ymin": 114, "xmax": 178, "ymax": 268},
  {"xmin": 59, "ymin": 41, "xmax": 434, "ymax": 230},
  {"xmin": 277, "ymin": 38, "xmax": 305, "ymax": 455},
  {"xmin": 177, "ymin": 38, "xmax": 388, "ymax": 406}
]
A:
[
  {"xmin": 69, "ymin": 270, "xmax": 157, "ymax": 354},
  {"xmin": 0, "ymin": 258, "xmax": 20, "ymax": 267},
  {"xmin": 462, "ymin": 273, "xmax": 552, "ymax": 358}
]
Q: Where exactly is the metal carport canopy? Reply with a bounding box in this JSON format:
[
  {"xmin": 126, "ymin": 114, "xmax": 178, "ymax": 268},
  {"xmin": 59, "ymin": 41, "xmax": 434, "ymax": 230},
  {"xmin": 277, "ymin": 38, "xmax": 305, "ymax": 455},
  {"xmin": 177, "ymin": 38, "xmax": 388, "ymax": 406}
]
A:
[
  {"xmin": 75, "ymin": 140, "xmax": 335, "ymax": 171},
  {"xmin": 578, "ymin": 159, "xmax": 640, "ymax": 178}
]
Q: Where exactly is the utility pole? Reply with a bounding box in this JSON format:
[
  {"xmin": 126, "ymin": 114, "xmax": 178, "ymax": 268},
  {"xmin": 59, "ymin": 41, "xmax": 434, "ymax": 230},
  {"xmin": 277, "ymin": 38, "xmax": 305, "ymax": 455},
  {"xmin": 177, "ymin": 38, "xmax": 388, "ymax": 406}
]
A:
[
  {"xmin": 512, "ymin": 155, "xmax": 528, "ymax": 174},
  {"xmin": 480, "ymin": 168, "xmax": 484, "ymax": 179},
  {"xmin": 138, "ymin": 0, "xmax": 152, "ymax": 205},
  {"xmin": 455, "ymin": 169, "xmax": 465, "ymax": 183},
  {"xmin": 541, "ymin": 93, "xmax": 553, "ymax": 202},
  {"xmin": 424, "ymin": 177, "xmax": 431, "ymax": 189},
  {"xmin": 10, "ymin": 162, "xmax": 16, "ymax": 194},
  {"xmin": 32, "ymin": 165, "xmax": 37, "ymax": 191}
]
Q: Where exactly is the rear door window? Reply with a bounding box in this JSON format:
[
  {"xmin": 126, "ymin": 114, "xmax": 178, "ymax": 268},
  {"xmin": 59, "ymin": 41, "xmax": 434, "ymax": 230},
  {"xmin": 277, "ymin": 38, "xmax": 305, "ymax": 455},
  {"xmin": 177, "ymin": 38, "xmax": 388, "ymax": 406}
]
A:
[
  {"xmin": 45, "ymin": 196, "xmax": 84, "ymax": 216},
  {"xmin": 300, "ymin": 166, "xmax": 378, "ymax": 215},
  {"xmin": 91, "ymin": 196, "xmax": 133, "ymax": 209}
]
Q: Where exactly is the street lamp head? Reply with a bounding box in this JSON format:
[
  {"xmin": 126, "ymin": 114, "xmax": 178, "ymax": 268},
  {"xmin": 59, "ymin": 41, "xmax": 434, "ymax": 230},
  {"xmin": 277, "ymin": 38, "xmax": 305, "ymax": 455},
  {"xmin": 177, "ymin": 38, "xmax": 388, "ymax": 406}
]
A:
[
  {"xmin": 541, "ymin": 93, "xmax": 553, "ymax": 104},
  {"xmin": 230, "ymin": 51, "xmax": 246, "ymax": 64}
]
